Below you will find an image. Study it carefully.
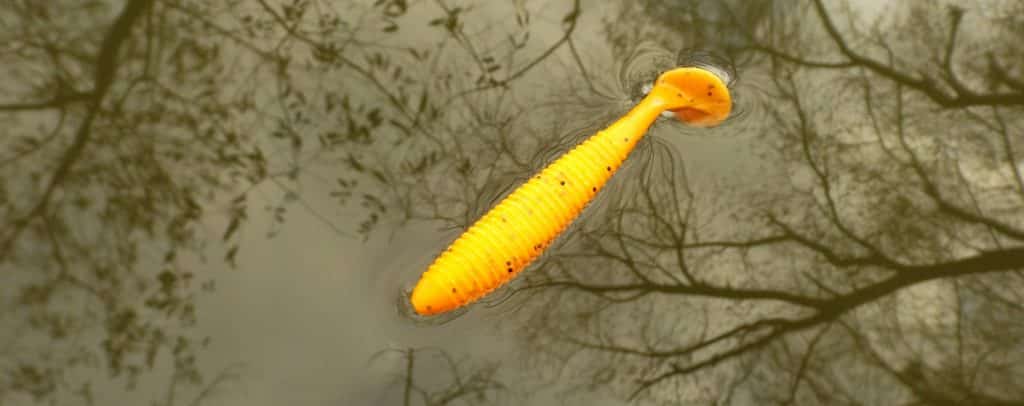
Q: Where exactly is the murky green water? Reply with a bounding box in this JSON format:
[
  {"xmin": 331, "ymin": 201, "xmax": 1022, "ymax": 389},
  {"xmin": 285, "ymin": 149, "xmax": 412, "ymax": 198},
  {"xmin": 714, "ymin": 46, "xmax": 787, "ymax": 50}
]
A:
[{"xmin": 2, "ymin": 1, "xmax": 1023, "ymax": 405}]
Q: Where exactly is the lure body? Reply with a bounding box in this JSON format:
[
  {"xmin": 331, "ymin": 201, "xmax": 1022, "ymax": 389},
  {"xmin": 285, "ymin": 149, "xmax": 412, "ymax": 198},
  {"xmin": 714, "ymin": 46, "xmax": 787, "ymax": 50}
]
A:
[{"xmin": 410, "ymin": 67, "xmax": 731, "ymax": 315}]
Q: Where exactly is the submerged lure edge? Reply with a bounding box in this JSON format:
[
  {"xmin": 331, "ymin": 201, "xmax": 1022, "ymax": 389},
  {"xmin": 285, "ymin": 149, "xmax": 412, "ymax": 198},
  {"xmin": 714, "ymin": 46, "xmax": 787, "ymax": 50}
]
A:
[{"xmin": 410, "ymin": 67, "xmax": 732, "ymax": 316}]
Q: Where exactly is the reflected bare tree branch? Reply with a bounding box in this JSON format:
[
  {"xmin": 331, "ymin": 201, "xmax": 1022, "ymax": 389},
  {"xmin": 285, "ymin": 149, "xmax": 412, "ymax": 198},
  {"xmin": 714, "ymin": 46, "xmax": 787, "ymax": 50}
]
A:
[{"xmin": 370, "ymin": 347, "xmax": 508, "ymax": 406}]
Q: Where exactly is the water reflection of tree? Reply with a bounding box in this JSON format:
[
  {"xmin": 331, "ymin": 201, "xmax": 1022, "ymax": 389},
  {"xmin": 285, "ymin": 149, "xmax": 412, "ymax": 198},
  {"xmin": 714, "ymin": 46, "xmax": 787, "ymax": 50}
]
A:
[
  {"xmin": 0, "ymin": 0, "xmax": 580, "ymax": 403},
  {"xmin": 370, "ymin": 348, "xmax": 507, "ymax": 406},
  {"xmin": 334, "ymin": 0, "xmax": 1022, "ymax": 404},
  {"xmin": 514, "ymin": 1, "xmax": 1024, "ymax": 404}
]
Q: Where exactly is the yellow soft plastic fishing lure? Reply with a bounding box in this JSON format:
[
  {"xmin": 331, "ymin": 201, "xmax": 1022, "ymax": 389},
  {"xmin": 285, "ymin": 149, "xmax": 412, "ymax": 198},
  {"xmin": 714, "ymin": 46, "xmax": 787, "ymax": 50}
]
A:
[{"xmin": 410, "ymin": 67, "xmax": 732, "ymax": 316}]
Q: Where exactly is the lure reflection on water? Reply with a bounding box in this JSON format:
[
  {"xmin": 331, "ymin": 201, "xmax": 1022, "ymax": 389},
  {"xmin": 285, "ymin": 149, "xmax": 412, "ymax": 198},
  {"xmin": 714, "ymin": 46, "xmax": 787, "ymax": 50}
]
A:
[{"xmin": 409, "ymin": 67, "xmax": 733, "ymax": 316}]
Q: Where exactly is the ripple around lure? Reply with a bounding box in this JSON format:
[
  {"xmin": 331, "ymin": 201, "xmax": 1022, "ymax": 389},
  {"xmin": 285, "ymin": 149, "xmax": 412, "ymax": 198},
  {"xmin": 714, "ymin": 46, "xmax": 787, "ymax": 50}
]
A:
[{"xmin": 408, "ymin": 64, "xmax": 733, "ymax": 317}]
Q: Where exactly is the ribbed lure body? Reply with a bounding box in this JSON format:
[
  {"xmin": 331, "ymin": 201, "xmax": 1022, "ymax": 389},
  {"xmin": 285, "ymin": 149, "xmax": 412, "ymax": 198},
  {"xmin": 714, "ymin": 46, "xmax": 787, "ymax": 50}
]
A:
[{"xmin": 410, "ymin": 67, "xmax": 731, "ymax": 316}]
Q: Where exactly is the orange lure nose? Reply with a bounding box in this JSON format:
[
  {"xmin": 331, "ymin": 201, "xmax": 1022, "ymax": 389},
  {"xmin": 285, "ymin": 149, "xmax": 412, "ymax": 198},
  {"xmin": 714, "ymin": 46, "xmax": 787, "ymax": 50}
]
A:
[{"xmin": 652, "ymin": 67, "xmax": 732, "ymax": 127}]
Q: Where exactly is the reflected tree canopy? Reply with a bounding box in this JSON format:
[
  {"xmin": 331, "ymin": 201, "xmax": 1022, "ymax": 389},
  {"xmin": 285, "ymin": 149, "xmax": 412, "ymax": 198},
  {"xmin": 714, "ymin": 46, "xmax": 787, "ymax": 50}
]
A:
[
  {"xmin": 2, "ymin": 0, "xmax": 1022, "ymax": 405},
  {"xmin": 0, "ymin": 0, "xmax": 580, "ymax": 403},
  {"xmin": 516, "ymin": 0, "xmax": 1024, "ymax": 404}
]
